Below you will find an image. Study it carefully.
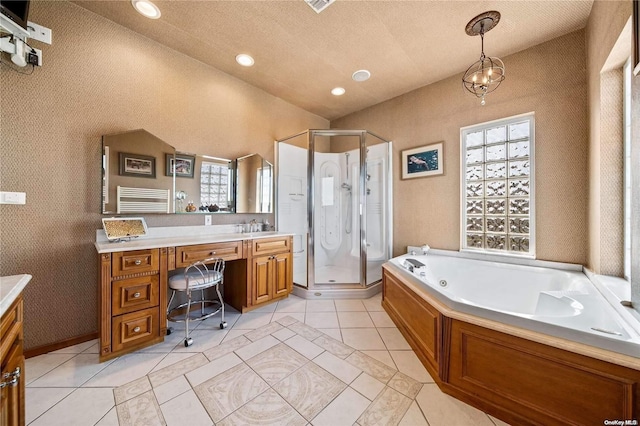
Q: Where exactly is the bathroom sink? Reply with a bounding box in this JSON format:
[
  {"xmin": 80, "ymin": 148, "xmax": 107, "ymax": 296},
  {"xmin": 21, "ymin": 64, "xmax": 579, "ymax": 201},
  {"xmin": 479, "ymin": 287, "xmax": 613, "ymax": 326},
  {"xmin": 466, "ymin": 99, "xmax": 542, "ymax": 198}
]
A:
[{"xmin": 243, "ymin": 231, "xmax": 280, "ymax": 238}]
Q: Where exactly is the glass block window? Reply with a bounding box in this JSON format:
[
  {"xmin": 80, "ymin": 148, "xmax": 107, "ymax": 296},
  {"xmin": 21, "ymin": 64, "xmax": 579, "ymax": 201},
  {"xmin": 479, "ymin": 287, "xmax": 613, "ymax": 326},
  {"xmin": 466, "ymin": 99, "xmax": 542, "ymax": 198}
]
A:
[
  {"xmin": 461, "ymin": 114, "xmax": 535, "ymax": 256},
  {"xmin": 200, "ymin": 161, "xmax": 231, "ymax": 208}
]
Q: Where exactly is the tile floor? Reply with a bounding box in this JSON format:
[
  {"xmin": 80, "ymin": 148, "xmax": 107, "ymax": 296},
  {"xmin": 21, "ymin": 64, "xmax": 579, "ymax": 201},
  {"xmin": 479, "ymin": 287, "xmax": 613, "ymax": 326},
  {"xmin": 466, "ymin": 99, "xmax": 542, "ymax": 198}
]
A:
[{"xmin": 25, "ymin": 293, "xmax": 510, "ymax": 425}]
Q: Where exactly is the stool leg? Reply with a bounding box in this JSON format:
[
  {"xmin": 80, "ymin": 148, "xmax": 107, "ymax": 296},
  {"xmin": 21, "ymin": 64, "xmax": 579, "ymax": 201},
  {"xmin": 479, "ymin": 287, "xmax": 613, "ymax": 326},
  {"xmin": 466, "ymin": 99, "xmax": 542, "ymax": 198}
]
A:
[
  {"xmin": 201, "ymin": 289, "xmax": 205, "ymax": 316},
  {"xmin": 216, "ymin": 282, "xmax": 227, "ymax": 329},
  {"xmin": 166, "ymin": 289, "xmax": 176, "ymax": 335},
  {"xmin": 184, "ymin": 287, "xmax": 193, "ymax": 347}
]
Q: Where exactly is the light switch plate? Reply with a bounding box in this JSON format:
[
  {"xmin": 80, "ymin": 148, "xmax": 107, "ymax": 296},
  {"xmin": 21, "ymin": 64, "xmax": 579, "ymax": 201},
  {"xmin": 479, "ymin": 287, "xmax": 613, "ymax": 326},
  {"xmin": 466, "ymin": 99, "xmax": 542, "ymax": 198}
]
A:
[
  {"xmin": 0, "ymin": 191, "xmax": 26, "ymax": 204},
  {"xmin": 205, "ymin": 215, "xmax": 212, "ymax": 226}
]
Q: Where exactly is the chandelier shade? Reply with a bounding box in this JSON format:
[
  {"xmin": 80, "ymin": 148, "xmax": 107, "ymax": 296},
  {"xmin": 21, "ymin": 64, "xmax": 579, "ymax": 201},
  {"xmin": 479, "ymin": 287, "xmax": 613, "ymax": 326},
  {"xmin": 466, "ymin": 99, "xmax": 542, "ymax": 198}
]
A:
[{"xmin": 462, "ymin": 11, "xmax": 505, "ymax": 105}]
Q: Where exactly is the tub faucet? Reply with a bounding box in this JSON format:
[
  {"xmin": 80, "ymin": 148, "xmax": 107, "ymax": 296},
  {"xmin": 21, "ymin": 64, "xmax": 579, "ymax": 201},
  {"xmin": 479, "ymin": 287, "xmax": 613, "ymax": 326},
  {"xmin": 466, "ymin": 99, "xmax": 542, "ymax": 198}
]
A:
[{"xmin": 422, "ymin": 244, "xmax": 431, "ymax": 255}]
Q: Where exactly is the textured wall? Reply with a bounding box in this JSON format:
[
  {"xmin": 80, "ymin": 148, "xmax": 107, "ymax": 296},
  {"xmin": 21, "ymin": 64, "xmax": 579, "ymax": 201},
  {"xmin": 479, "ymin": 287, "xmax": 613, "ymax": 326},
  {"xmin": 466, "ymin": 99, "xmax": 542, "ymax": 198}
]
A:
[
  {"xmin": 0, "ymin": 1, "xmax": 327, "ymax": 350},
  {"xmin": 332, "ymin": 30, "xmax": 589, "ymax": 264}
]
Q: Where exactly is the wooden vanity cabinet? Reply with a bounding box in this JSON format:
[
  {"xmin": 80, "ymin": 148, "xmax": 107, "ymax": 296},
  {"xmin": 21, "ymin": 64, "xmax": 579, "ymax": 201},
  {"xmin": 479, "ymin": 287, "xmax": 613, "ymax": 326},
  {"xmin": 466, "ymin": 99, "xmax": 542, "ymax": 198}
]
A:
[
  {"xmin": 99, "ymin": 248, "xmax": 166, "ymax": 362},
  {"xmin": 1, "ymin": 295, "xmax": 25, "ymax": 426},
  {"xmin": 250, "ymin": 237, "xmax": 292, "ymax": 307}
]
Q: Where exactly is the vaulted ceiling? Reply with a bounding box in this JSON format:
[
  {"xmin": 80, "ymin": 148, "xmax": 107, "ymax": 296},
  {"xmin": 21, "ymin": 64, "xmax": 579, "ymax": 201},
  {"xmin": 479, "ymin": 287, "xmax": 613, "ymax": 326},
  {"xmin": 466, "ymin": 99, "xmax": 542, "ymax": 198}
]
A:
[{"xmin": 73, "ymin": 0, "xmax": 594, "ymax": 120}]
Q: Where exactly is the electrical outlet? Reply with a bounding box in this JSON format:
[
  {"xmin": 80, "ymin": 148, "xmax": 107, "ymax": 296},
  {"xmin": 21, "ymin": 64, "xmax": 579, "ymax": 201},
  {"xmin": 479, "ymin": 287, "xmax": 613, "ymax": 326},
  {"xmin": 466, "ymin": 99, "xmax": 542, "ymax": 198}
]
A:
[
  {"xmin": 0, "ymin": 191, "xmax": 26, "ymax": 204},
  {"xmin": 205, "ymin": 215, "xmax": 212, "ymax": 226}
]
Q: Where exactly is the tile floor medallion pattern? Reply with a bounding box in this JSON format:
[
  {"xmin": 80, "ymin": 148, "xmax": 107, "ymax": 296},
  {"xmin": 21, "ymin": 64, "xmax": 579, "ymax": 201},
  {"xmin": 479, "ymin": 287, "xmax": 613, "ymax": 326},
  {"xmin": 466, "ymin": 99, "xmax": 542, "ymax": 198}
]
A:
[{"xmin": 25, "ymin": 294, "xmax": 509, "ymax": 425}]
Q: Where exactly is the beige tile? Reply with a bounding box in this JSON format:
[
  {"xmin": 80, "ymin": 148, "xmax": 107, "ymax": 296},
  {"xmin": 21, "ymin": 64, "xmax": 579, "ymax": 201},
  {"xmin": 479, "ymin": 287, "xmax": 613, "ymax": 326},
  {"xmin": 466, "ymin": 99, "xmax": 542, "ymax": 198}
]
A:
[
  {"xmin": 305, "ymin": 300, "xmax": 336, "ymax": 312},
  {"xmin": 185, "ymin": 352, "xmax": 243, "ymax": 387},
  {"xmin": 305, "ymin": 312, "xmax": 339, "ymax": 328},
  {"xmin": 232, "ymin": 312, "xmax": 274, "ymax": 329},
  {"xmin": 149, "ymin": 353, "xmax": 209, "ymax": 388},
  {"xmin": 368, "ymin": 311, "xmax": 396, "ymax": 328},
  {"xmin": 153, "ymin": 375, "xmax": 192, "ymax": 405},
  {"xmin": 50, "ymin": 339, "xmax": 98, "ymax": 354},
  {"xmin": 489, "ymin": 414, "xmax": 513, "ymax": 426},
  {"xmin": 350, "ymin": 373, "xmax": 385, "ymax": 401},
  {"xmin": 357, "ymin": 386, "xmax": 412, "ymax": 426},
  {"xmin": 29, "ymin": 354, "xmax": 112, "ymax": 388},
  {"xmin": 30, "ymin": 388, "xmax": 114, "ymax": 426},
  {"xmin": 273, "ymin": 362, "xmax": 347, "ymax": 421},
  {"xmin": 250, "ymin": 301, "xmax": 279, "ymax": 312},
  {"xmin": 416, "ymin": 384, "xmax": 495, "ymax": 426},
  {"xmin": 273, "ymin": 311, "xmax": 306, "ymax": 324},
  {"xmin": 235, "ymin": 335, "xmax": 281, "ymax": 361},
  {"xmin": 221, "ymin": 328, "xmax": 249, "ymax": 342},
  {"xmin": 196, "ymin": 311, "xmax": 241, "ymax": 329},
  {"xmin": 334, "ymin": 299, "xmax": 367, "ymax": 312},
  {"xmin": 284, "ymin": 334, "xmax": 325, "ymax": 359},
  {"xmin": 389, "ymin": 351, "xmax": 433, "ymax": 383},
  {"xmin": 341, "ymin": 328, "xmax": 386, "ymax": 350},
  {"xmin": 114, "ymin": 376, "xmax": 152, "ymax": 404},
  {"xmin": 317, "ymin": 328, "xmax": 342, "ymax": 341},
  {"xmin": 345, "ymin": 352, "xmax": 396, "ymax": 384},
  {"xmin": 246, "ymin": 343, "xmax": 309, "ymax": 385},
  {"xmin": 194, "ymin": 363, "xmax": 270, "ymax": 423},
  {"xmin": 360, "ymin": 350, "xmax": 397, "ymax": 369},
  {"xmin": 272, "ymin": 327, "xmax": 297, "ymax": 341},
  {"xmin": 363, "ymin": 295, "xmax": 384, "ymax": 312},
  {"xmin": 217, "ymin": 389, "xmax": 306, "ymax": 426},
  {"xmin": 276, "ymin": 296, "xmax": 307, "ymax": 313},
  {"xmin": 116, "ymin": 390, "xmax": 165, "ymax": 426},
  {"xmin": 84, "ymin": 353, "xmax": 168, "ymax": 387},
  {"xmin": 171, "ymin": 328, "xmax": 228, "ymax": 353},
  {"xmin": 95, "ymin": 407, "xmax": 119, "ymax": 426},
  {"xmin": 244, "ymin": 321, "xmax": 284, "ymax": 341},
  {"xmin": 274, "ymin": 314, "xmax": 302, "ymax": 326},
  {"xmin": 160, "ymin": 389, "xmax": 212, "ymax": 426},
  {"xmin": 399, "ymin": 401, "xmax": 429, "ymax": 426},
  {"xmin": 313, "ymin": 351, "xmax": 362, "ymax": 384},
  {"xmin": 313, "ymin": 334, "xmax": 355, "ymax": 359},
  {"xmin": 25, "ymin": 353, "xmax": 77, "ymax": 384},
  {"xmin": 288, "ymin": 321, "xmax": 324, "ymax": 340},
  {"xmin": 378, "ymin": 328, "xmax": 412, "ymax": 350},
  {"xmin": 81, "ymin": 342, "xmax": 100, "ymax": 354},
  {"xmin": 137, "ymin": 332, "xmax": 183, "ymax": 353},
  {"xmin": 25, "ymin": 387, "xmax": 74, "ymax": 424},
  {"xmin": 337, "ymin": 311, "xmax": 375, "ymax": 328},
  {"xmin": 311, "ymin": 387, "xmax": 370, "ymax": 426},
  {"xmin": 150, "ymin": 352, "xmax": 203, "ymax": 374},
  {"xmin": 203, "ymin": 334, "xmax": 251, "ymax": 361},
  {"xmin": 388, "ymin": 371, "xmax": 422, "ymax": 399}
]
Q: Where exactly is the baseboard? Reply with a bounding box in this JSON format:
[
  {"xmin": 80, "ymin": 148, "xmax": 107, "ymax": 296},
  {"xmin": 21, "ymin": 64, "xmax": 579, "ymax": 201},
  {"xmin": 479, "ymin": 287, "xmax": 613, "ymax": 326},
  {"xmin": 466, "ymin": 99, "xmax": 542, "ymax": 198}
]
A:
[{"xmin": 24, "ymin": 332, "xmax": 99, "ymax": 359}]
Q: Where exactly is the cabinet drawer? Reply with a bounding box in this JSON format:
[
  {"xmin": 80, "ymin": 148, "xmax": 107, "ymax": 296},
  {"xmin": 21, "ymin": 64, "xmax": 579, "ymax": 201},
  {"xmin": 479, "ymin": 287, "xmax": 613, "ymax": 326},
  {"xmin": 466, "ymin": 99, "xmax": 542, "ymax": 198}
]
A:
[
  {"xmin": 1, "ymin": 297, "xmax": 22, "ymax": 342},
  {"xmin": 112, "ymin": 275, "xmax": 159, "ymax": 316},
  {"xmin": 112, "ymin": 307, "xmax": 159, "ymax": 352},
  {"xmin": 176, "ymin": 241, "xmax": 242, "ymax": 267},
  {"xmin": 252, "ymin": 237, "xmax": 291, "ymax": 256},
  {"xmin": 112, "ymin": 249, "xmax": 159, "ymax": 277}
]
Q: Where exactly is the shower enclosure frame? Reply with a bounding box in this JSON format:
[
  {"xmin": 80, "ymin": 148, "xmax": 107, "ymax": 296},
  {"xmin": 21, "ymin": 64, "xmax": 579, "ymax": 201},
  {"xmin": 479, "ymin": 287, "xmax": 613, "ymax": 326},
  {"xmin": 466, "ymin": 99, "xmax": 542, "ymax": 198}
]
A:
[{"xmin": 275, "ymin": 129, "xmax": 393, "ymax": 289}]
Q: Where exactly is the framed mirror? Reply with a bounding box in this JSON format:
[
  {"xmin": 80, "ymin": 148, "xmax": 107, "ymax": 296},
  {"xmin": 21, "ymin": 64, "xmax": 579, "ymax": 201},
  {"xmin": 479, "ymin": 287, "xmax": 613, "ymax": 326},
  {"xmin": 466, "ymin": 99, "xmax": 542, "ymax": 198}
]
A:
[
  {"xmin": 102, "ymin": 129, "xmax": 175, "ymax": 214},
  {"xmin": 174, "ymin": 153, "xmax": 234, "ymax": 213},
  {"xmin": 235, "ymin": 153, "xmax": 273, "ymax": 213}
]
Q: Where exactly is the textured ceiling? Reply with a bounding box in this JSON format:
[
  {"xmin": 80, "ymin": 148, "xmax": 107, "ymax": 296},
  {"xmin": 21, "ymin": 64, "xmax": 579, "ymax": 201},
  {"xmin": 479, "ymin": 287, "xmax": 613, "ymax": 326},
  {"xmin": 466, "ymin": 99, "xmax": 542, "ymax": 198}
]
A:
[{"xmin": 72, "ymin": 0, "xmax": 594, "ymax": 120}]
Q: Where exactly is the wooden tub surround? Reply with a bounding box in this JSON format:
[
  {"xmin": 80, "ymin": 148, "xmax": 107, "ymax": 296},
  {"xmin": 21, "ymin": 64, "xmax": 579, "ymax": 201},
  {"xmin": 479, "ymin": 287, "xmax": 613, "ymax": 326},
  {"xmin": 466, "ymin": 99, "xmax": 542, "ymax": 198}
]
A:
[
  {"xmin": 97, "ymin": 234, "xmax": 293, "ymax": 362},
  {"xmin": 382, "ymin": 264, "xmax": 640, "ymax": 426}
]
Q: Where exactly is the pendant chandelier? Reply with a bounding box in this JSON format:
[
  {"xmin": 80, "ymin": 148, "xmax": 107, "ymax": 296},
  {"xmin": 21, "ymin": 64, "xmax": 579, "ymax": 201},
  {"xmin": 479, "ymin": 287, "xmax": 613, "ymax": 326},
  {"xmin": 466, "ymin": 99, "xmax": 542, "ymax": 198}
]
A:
[{"xmin": 462, "ymin": 11, "xmax": 505, "ymax": 105}]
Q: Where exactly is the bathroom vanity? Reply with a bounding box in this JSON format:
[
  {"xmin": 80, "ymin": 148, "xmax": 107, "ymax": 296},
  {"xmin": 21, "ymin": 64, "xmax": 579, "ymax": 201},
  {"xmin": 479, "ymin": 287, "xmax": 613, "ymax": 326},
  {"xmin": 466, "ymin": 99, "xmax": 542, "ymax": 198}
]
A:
[
  {"xmin": 0, "ymin": 274, "xmax": 31, "ymax": 426},
  {"xmin": 95, "ymin": 231, "xmax": 292, "ymax": 362}
]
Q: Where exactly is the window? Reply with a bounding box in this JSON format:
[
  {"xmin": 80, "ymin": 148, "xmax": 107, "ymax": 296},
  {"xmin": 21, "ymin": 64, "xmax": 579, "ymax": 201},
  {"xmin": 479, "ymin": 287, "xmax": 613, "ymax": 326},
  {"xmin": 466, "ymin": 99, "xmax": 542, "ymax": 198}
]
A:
[
  {"xmin": 624, "ymin": 58, "xmax": 632, "ymax": 281},
  {"xmin": 461, "ymin": 113, "xmax": 535, "ymax": 256},
  {"xmin": 200, "ymin": 160, "xmax": 231, "ymax": 208}
]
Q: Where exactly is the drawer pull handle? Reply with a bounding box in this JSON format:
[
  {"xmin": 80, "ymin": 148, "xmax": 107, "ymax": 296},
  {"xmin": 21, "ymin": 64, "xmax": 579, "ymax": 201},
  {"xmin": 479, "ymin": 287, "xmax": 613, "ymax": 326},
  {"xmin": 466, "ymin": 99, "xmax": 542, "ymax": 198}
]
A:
[
  {"xmin": 210, "ymin": 251, "xmax": 216, "ymax": 255},
  {"xmin": 133, "ymin": 292, "xmax": 141, "ymax": 298},
  {"xmin": 134, "ymin": 260, "xmax": 142, "ymax": 265},
  {"xmin": 133, "ymin": 326, "xmax": 141, "ymax": 333},
  {"xmin": 0, "ymin": 367, "xmax": 20, "ymax": 389}
]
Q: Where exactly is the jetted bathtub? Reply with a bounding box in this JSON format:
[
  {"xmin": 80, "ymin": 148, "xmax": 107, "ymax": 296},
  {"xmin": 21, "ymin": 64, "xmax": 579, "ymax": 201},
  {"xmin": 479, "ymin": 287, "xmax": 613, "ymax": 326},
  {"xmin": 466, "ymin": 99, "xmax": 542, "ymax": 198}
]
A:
[{"xmin": 382, "ymin": 252, "xmax": 640, "ymax": 425}]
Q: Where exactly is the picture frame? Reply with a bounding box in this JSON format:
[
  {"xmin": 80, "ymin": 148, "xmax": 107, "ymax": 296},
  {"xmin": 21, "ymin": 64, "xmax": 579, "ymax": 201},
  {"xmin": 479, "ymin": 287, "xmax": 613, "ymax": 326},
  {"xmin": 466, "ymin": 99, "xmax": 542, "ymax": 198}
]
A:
[
  {"xmin": 119, "ymin": 152, "xmax": 156, "ymax": 178},
  {"xmin": 634, "ymin": 0, "xmax": 640, "ymax": 75},
  {"xmin": 166, "ymin": 153, "xmax": 195, "ymax": 178},
  {"xmin": 401, "ymin": 142, "xmax": 444, "ymax": 179}
]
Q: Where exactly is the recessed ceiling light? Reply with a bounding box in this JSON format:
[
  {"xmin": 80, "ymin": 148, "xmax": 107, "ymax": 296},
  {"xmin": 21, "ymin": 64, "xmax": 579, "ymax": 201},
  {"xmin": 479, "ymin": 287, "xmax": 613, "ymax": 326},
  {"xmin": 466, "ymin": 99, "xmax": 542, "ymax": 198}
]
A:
[
  {"xmin": 331, "ymin": 87, "xmax": 346, "ymax": 96},
  {"xmin": 236, "ymin": 54, "xmax": 255, "ymax": 67},
  {"xmin": 131, "ymin": 0, "xmax": 161, "ymax": 19},
  {"xmin": 352, "ymin": 70, "xmax": 371, "ymax": 82}
]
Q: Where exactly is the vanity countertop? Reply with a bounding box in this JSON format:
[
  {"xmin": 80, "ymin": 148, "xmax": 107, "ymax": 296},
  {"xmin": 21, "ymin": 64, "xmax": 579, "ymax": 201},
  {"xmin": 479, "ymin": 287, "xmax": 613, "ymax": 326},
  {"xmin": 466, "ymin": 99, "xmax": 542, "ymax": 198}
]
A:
[
  {"xmin": 95, "ymin": 231, "xmax": 294, "ymax": 253},
  {"xmin": 0, "ymin": 274, "xmax": 32, "ymax": 317}
]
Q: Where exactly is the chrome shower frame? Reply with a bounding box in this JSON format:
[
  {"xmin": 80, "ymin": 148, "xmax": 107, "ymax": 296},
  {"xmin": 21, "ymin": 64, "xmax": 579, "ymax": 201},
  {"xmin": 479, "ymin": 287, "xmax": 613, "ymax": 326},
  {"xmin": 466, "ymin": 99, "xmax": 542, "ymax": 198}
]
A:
[{"xmin": 275, "ymin": 129, "xmax": 393, "ymax": 288}]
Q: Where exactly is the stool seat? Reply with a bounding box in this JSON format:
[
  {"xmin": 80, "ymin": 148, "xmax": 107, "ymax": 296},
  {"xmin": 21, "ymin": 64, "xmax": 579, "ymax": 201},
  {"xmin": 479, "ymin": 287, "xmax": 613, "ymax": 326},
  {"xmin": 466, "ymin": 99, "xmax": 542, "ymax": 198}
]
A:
[{"xmin": 168, "ymin": 270, "xmax": 223, "ymax": 291}]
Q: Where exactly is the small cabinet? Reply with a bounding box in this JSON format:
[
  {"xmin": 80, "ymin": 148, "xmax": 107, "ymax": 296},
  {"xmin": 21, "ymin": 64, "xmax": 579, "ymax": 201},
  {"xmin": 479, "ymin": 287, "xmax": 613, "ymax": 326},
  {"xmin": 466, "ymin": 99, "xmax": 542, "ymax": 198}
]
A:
[
  {"xmin": 250, "ymin": 237, "xmax": 292, "ymax": 307},
  {"xmin": 1, "ymin": 296, "xmax": 25, "ymax": 426}
]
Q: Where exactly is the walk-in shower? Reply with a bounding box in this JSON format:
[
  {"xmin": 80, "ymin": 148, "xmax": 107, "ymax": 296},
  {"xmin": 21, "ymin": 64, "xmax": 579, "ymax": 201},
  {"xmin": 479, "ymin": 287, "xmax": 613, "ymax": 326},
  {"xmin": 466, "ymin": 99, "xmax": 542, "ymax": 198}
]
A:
[{"xmin": 275, "ymin": 130, "xmax": 392, "ymax": 296}]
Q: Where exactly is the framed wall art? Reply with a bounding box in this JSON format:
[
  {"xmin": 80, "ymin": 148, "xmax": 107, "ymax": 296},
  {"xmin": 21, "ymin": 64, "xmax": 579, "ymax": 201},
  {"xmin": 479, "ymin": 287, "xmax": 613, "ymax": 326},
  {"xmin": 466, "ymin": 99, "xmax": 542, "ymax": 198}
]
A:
[
  {"xmin": 401, "ymin": 142, "xmax": 444, "ymax": 179},
  {"xmin": 166, "ymin": 153, "xmax": 195, "ymax": 178},
  {"xmin": 119, "ymin": 152, "xmax": 156, "ymax": 178}
]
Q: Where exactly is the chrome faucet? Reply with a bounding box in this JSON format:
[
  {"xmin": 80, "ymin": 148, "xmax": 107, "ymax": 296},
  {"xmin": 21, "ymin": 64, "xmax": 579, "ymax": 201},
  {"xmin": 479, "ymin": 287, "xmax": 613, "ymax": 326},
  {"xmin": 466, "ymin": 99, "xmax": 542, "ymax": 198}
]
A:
[{"xmin": 422, "ymin": 244, "xmax": 431, "ymax": 255}]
